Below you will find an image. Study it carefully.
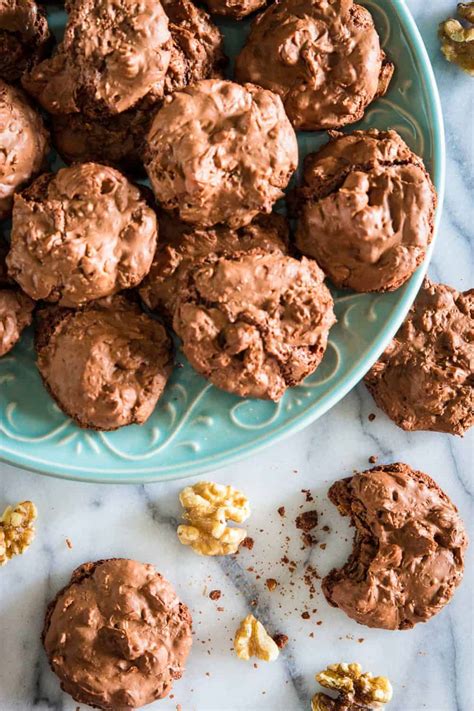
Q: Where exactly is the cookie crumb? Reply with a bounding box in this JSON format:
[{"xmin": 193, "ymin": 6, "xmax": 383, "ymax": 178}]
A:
[
  {"xmin": 65, "ymin": 538, "xmax": 73, "ymax": 549},
  {"xmin": 368, "ymin": 455, "xmax": 378, "ymax": 464},
  {"xmin": 295, "ymin": 510, "xmax": 318, "ymax": 532},
  {"xmin": 277, "ymin": 506, "xmax": 286, "ymax": 517},
  {"xmin": 209, "ymin": 590, "xmax": 221, "ymax": 600},
  {"xmin": 273, "ymin": 633, "xmax": 288, "ymax": 650},
  {"xmin": 266, "ymin": 578, "xmax": 278, "ymax": 591},
  {"xmin": 368, "ymin": 413, "xmax": 376, "ymax": 421},
  {"xmin": 301, "ymin": 611, "xmax": 310, "ymax": 620},
  {"xmin": 241, "ymin": 536, "xmax": 254, "ymax": 550}
]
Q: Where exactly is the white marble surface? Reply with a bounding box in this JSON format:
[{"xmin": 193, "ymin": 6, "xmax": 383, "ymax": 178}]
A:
[{"xmin": 0, "ymin": 1, "xmax": 473, "ymax": 710}]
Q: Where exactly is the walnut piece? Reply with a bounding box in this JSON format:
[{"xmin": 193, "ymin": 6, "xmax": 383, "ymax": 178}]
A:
[
  {"xmin": 177, "ymin": 481, "xmax": 250, "ymax": 556},
  {"xmin": 234, "ymin": 614, "xmax": 279, "ymax": 662},
  {"xmin": 312, "ymin": 663, "xmax": 393, "ymax": 710},
  {"xmin": 0, "ymin": 501, "xmax": 37, "ymax": 566},
  {"xmin": 439, "ymin": 2, "xmax": 474, "ymax": 75}
]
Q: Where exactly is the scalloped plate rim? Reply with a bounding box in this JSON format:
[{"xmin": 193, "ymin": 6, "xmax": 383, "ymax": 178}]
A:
[{"xmin": 0, "ymin": 0, "xmax": 446, "ymax": 483}]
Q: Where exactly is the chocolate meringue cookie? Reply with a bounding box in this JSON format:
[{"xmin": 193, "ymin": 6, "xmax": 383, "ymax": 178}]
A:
[
  {"xmin": 295, "ymin": 129, "xmax": 436, "ymax": 292},
  {"xmin": 139, "ymin": 211, "xmax": 289, "ymax": 322},
  {"xmin": 43, "ymin": 559, "xmax": 192, "ymax": 709},
  {"xmin": 235, "ymin": 0, "xmax": 394, "ymax": 130},
  {"xmin": 0, "ymin": 235, "xmax": 34, "ymax": 355},
  {"xmin": 322, "ymin": 463, "xmax": 468, "ymax": 630},
  {"xmin": 365, "ymin": 279, "xmax": 473, "ymax": 436},
  {"xmin": 0, "ymin": 288, "xmax": 34, "ymax": 356},
  {"xmin": 36, "ymin": 297, "xmax": 173, "ymax": 430},
  {"xmin": 145, "ymin": 79, "xmax": 298, "ymax": 228},
  {"xmin": 0, "ymin": 79, "xmax": 49, "ymax": 219},
  {"xmin": 22, "ymin": 0, "xmax": 172, "ymax": 116},
  {"xmin": 51, "ymin": 0, "xmax": 225, "ymax": 171},
  {"xmin": 0, "ymin": 0, "xmax": 51, "ymax": 82},
  {"xmin": 7, "ymin": 163, "xmax": 157, "ymax": 307},
  {"xmin": 173, "ymin": 249, "xmax": 335, "ymax": 400},
  {"xmin": 202, "ymin": 0, "xmax": 267, "ymax": 20}
]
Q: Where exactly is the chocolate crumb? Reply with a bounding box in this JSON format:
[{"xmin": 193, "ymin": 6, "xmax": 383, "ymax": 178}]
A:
[
  {"xmin": 209, "ymin": 590, "xmax": 221, "ymax": 601},
  {"xmin": 358, "ymin": 638, "xmax": 365, "ymax": 643},
  {"xmin": 266, "ymin": 578, "xmax": 278, "ymax": 591},
  {"xmin": 217, "ymin": 607, "xmax": 224, "ymax": 612},
  {"xmin": 277, "ymin": 506, "xmax": 286, "ymax": 517},
  {"xmin": 369, "ymin": 455, "xmax": 378, "ymax": 464},
  {"xmin": 295, "ymin": 510, "xmax": 318, "ymax": 532},
  {"xmin": 301, "ymin": 488, "xmax": 314, "ymax": 502},
  {"xmin": 319, "ymin": 543, "xmax": 327, "ymax": 550},
  {"xmin": 273, "ymin": 633, "xmax": 288, "ymax": 650},
  {"xmin": 301, "ymin": 611, "xmax": 310, "ymax": 619},
  {"xmin": 368, "ymin": 413, "xmax": 376, "ymax": 421},
  {"xmin": 65, "ymin": 538, "xmax": 73, "ymax": 549},
  {"xmin": 241, "ymin": 536, "xmax": 254, "ymax": 550},
  {"xmin": 301, "ymin": 532, "xmax": 314, "ymax": 548},
  {"xmin": 322, "ymin": 525, "xmax": 330, "ymax": 532}
]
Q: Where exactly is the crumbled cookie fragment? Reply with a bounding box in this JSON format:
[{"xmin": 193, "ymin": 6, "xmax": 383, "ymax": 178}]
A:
[
  {"xmin": 439, "ymin": 3, "xmax": 474, "ymax": 75},
  {"xmin": 295, "ymin": 510, "xmax": 319, "ymax": 532},
  {"xmin": 177, "ymin": 482, "xmax": 250, "ymax": 556},
  {"xmin": 273, "ymin": 633, "xmax": 288, "ymax": 650},
  {"xmin": 266, "ymin": 578, "xmax": 278, "ymax": 591},
  {"xmin": 234, "ymin": 614, "xmax": 279, "ymax": 662},
  {"xmin": 312, "ymin": 663, "xmax": 393, "ymax": 710},
  {"xmin": 0, "ymin": 501, "xmax": 37, "ymax": 566},
  {"xmin": 209, "ymin": 589, "xmax": 221, "ymax": 600}
]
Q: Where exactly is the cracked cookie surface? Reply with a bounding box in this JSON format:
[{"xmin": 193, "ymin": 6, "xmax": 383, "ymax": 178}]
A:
[
  {"xmin": 145, "ymin": 79, "xmax": 298, "ymax": 229},
  {"xmin": 322, "ymin": 463, "xmax": 468, "ymax": 630},
  {"xmin": 236, "ymin": 0, "xmax": 393, "ymax": 130},
  {"xmin": 43, "ymin": 558, "xmax": 192, "ymax": 709},
  {"xmin": 295, "ymin": 129, "xmax": 436, "ymax": 292},
  {"xmin": 139, "ymin": 211, "xmax": 289, "ymax": 323},
  {"xmin": 173, "ymin": 249, "xmax": 335, "ymax": 400},
  {"xmin": 0, "ymin": 0, "xmax": 51, "ymax": 82},
  {"xmin": 365, "ymin": 279, "xmax": 474, "ymax": 435},
  {"xmin": 7, "ymin": 163, "xmax": 157, "ymax": 307},
  {"xmin": 51, "ymin": 0, "xmax": 225, "ymax": 171},
  {"xmin": 35, "ymin": 296, "xmax": 173, "ymax": 430}
]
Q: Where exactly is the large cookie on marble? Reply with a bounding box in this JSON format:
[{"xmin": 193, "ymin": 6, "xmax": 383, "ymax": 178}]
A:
[
  {"xmin": 43, "ymin": 558, "xmax": 192, "ymax": 709},
  {"xmin": 365, "ymin": 279, "xmax": 474, "ymax": 436},
  {"xmin": 322, "ymin": 463, "xmax": 468, "ymax": 630}
]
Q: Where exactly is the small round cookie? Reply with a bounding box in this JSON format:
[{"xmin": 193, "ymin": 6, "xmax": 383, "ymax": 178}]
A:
[
  {"xmin": 235, "ymin": 0, "xmax": 394, "ymax": 130},
  {"xmin": 7, "ymin": 163, "xmax": 157, "ymax": 307},
  {"xmin": 322, "ymin": 463, "xmax": 468, "ymax": 630},
  {"xmin": 43, "ymin": 559, "xmax": 192, "ymax": 709},
  {"xmin": 51, "ymin": 0, "xmax": 225, "ymax": 171},
  {"xmin": 0, "ymin": 289, "xmax": 34, "ymax": 356},
  {"xmin": 35, "ymin": 297, "xmax": 173, "ymax": 430},
  {"xmin": 0, "ymin": 79, "xmax": 49, "ymax": 219},
  {"xmin": 365, "ymin": 279, "xmax": 473, "ymax": 436},
  {"xmin": 173, "ymin": 249, "xmax": 335, "ymax": 400},
  {"xmin": 139, "ymin": 212, "xmax": 289, "ymax": 322},
  {"xmin": 0, "ymin": 0, "xmax": 51, "ymax": 82},
  {"xmin": 295, "ymin": 129, "xmax": 436, "ymax": 292},
  {"xmin": 145, "ymin": 79, "xmax": 298, "ymax": 228},
  {"xmin": 201, "ymin": 0, "xmax": 267, "ymax": 20},
  {"xmin": 22, "ymin": 0, "xmax": 171, "ymax": 116}
]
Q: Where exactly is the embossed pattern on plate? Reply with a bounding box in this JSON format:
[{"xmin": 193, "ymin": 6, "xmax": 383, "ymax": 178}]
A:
[{"xmin": 0, "ymin": 0, "xmax": 445, "ymax": 482}]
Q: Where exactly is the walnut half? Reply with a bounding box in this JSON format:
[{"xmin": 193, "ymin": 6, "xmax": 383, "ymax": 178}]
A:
[
  {"xmin": 177, "ymin": 481, "xmax": 250, "ymax": 556},
  {"xmin": 439, "ymin": 2, "xmax": 474, "ymax": 75},
  {"xmin": 312, "ymin": 663, "xmax": 393, "ymax": 710},
  {"xmin": 0, "ymin": 501, "xmax": 37, "ymax": 566},
  {"xmin": 234, "ymin": 614, "xmax": 280, "ymax": 662}
]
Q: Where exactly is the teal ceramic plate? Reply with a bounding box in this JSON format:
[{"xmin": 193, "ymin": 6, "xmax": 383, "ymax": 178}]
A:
[{"xmin": 0, "ymin": 0, "xmax": 445, "ymax": 483}]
